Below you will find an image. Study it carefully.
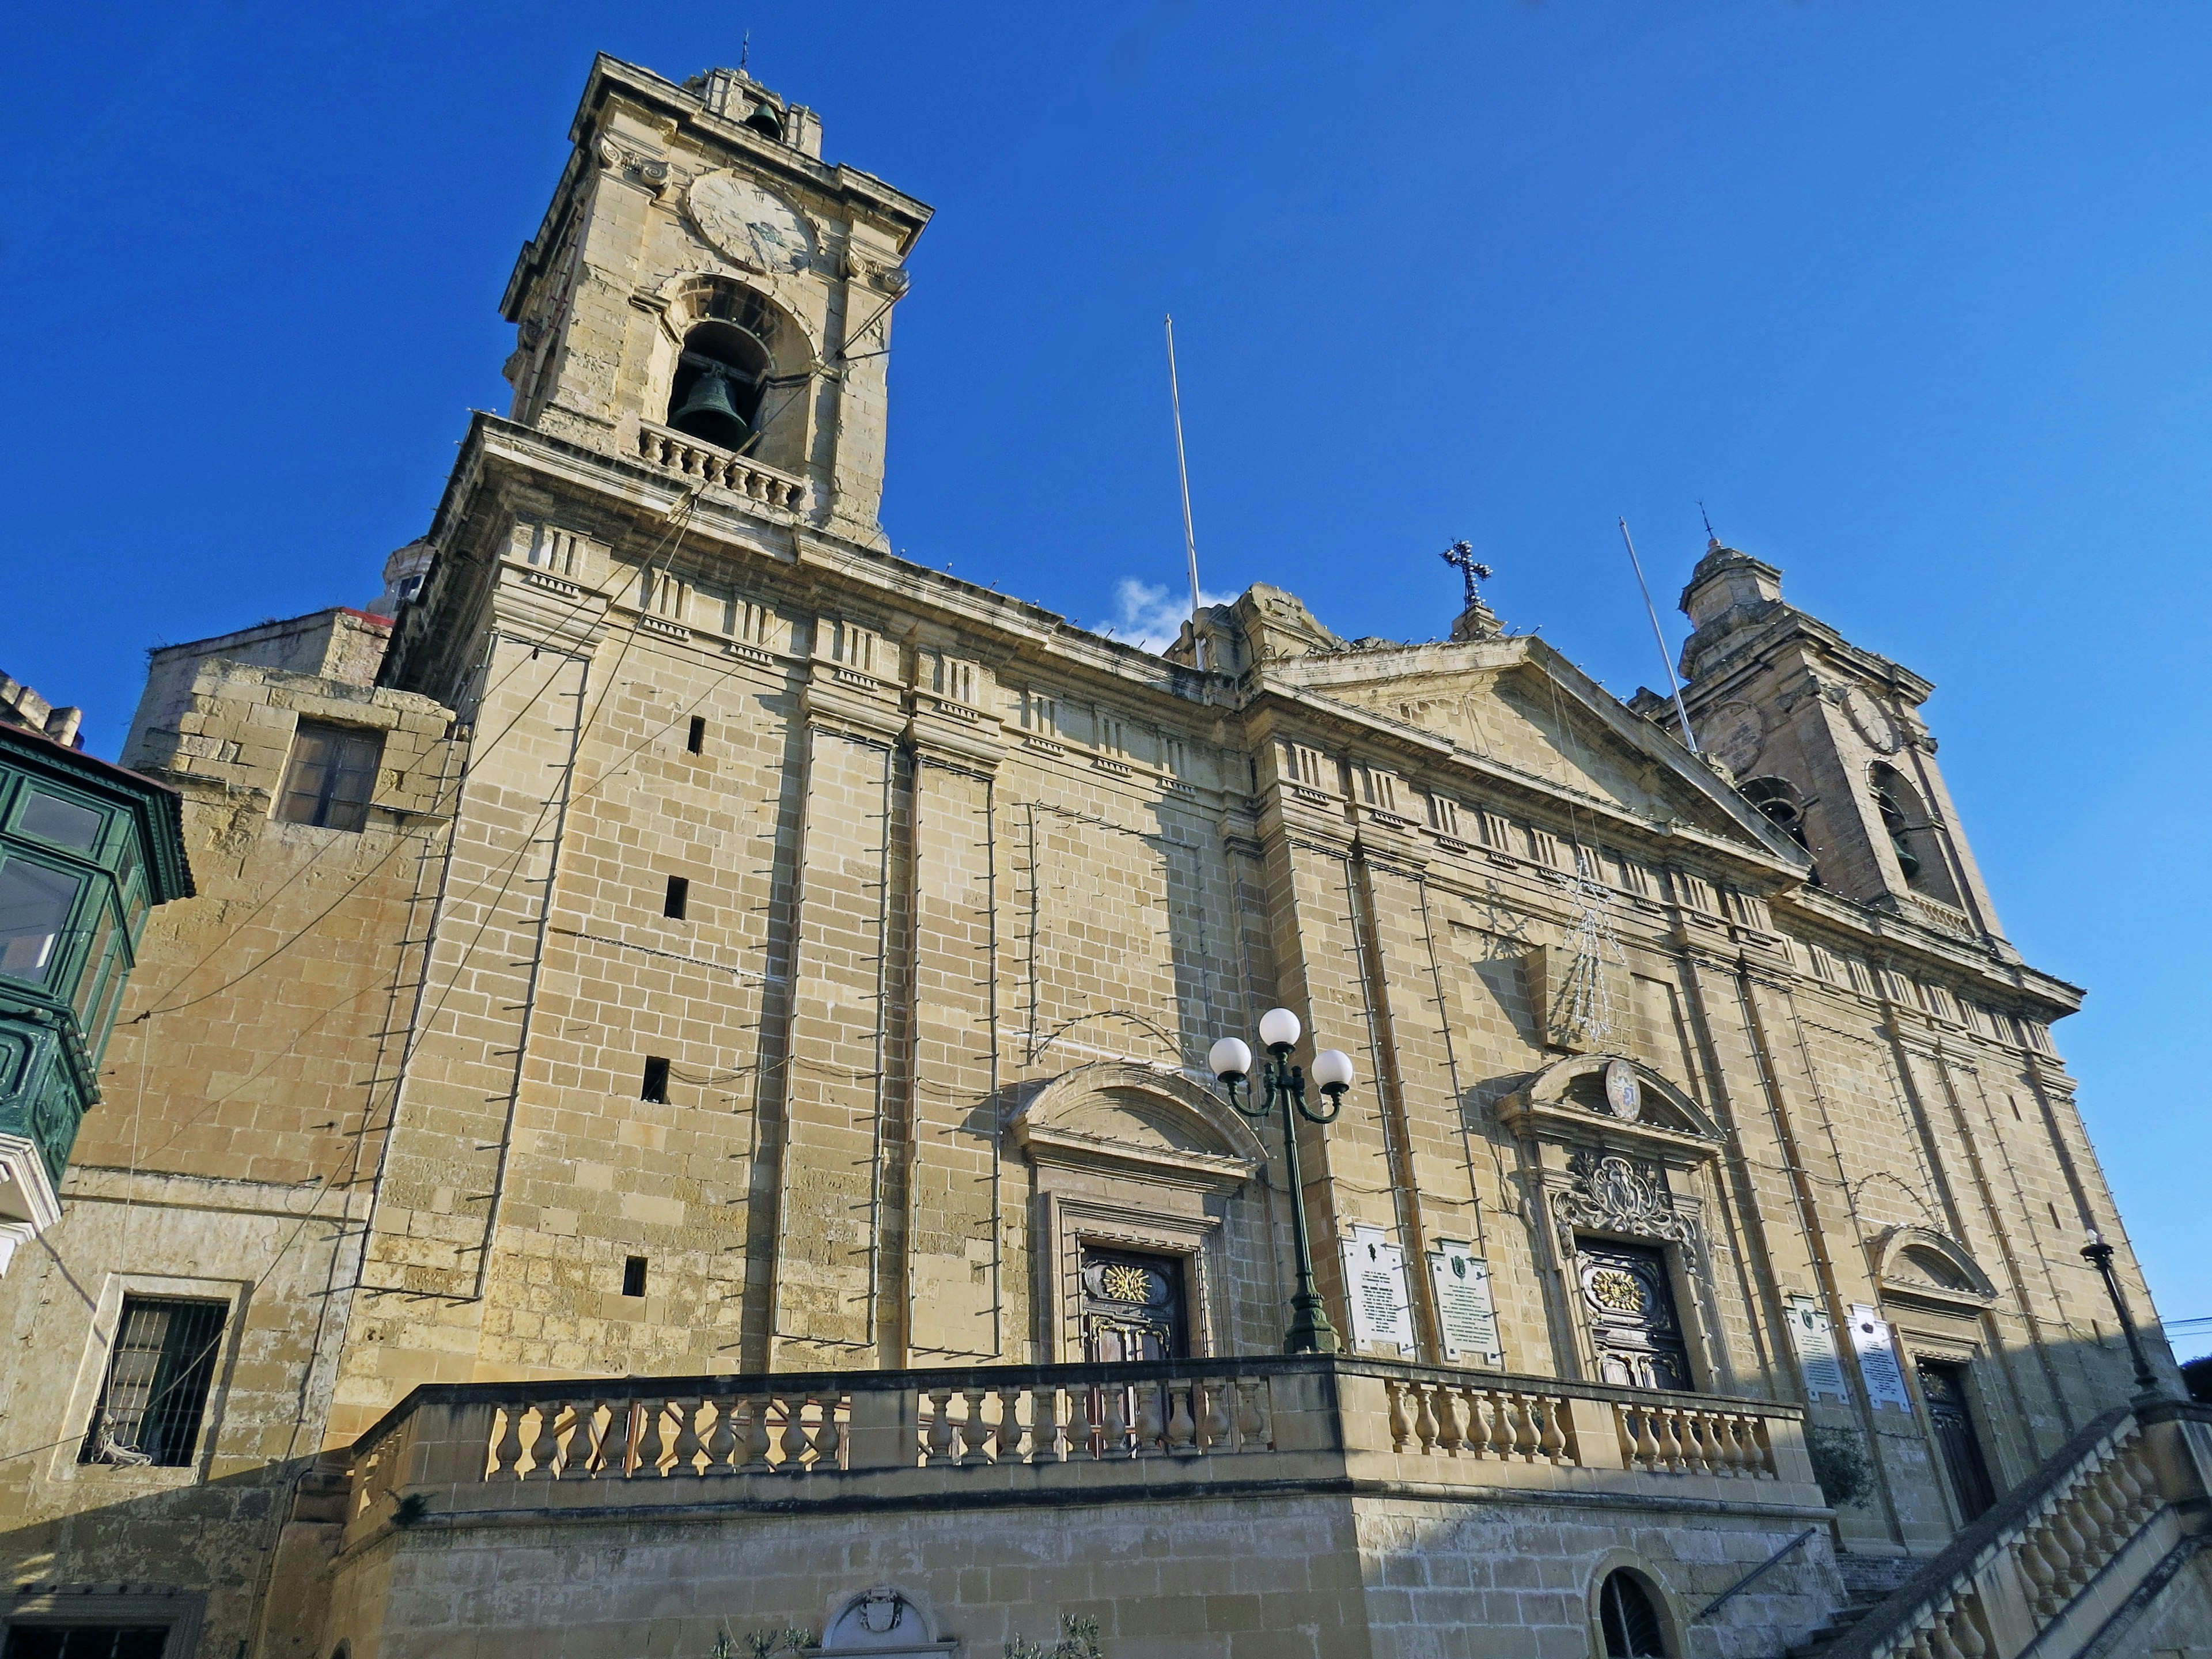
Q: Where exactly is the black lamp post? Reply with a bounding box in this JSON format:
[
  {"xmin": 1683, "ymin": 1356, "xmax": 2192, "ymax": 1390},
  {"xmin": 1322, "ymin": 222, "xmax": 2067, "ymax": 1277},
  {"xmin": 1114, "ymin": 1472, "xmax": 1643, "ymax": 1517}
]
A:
[
  {"xmin": 1210, "ymin": 1008, "xmax": 1357, "ymax": 1355},
  {"xmin": 2081, "ymin": 1228, "xmax": 2164, "ymax": 1400}
]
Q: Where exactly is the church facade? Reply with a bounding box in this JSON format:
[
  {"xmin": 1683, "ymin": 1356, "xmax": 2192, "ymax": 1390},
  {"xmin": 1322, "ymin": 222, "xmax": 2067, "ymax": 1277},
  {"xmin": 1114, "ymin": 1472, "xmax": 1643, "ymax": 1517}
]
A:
[{"xmin": 1, "ymin": 52, "xmax": 2205, "ymax": 1659}]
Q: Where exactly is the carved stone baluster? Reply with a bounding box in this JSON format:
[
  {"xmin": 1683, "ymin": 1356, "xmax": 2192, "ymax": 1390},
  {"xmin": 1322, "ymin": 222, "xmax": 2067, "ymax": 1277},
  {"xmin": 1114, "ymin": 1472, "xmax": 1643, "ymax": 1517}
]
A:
[
  {"xmin": 1486, "ymin": 1391, "xmax": 1518, "ymax": 1459},
  {"xmin": 1166, "ymin": 1385, "xmax": 1199, "ymax": 1456},
  {"xmin": 923, "ymin": 1389, "xmax": 958, "ymax": 1467},
  {"xmin": 1200, "ymin": 1380, "xmax": 1232, "ymax": 1453},
  {"xmin": 996, "ymin": 1384, "xmax": 1028, "ymax": 1464},
  {"xmin": 809, "ymin": 1395, "xmax": 843, "ymax": 1471},
  {"xmin": 560, "ymin": 1400, "xmax": 604, "ymax": 1480},
  {"xmin": 741, "ymin": 1396, "xmax": 775, "ymax": 1472},
  {"xmin": 1102, "ymin": 1381, "xmax": 1131, "ymax": 1459},
  {"xmin": 1075, "ymin": 1380, "xmax": 1101, "ymax": 1460},
  {"xmin": 1512, "ymin": 1393, "xmax": 1543, "ymax": 1461},
  {"xmin": 1413, "ymin": 1384, "xmax": 1440, "ymax": 1455},
  {"xmin": 670, "ymin": 1398, "xmax": 704, "ymax": 1477},
  {"xmin": 1432, "ymin": 1384, "xmax": 1463, "ymax": 1456},
  {"xmin": 1035, "ymin": 1387, "xmax": 1065, "ymax": 1464},
  {"xmin": 1928, "ymin": 1608, "xmax": 1965, "ymax": 1659},
  {"xmin": 1703, "ymin": 1410, "xmax": 1731, "ymax": 1474},
  {"xmin": 1951, "ymin": 1599, "xmax": 1988, "ymax": 1659},
  {"xmin": 2033, "ymin": 1513, "xmax": 2079, "ymax": 1611},
  {"xmin": 644, "ymin": 1399, "xmax": 679, "ymax": 1476},
  {"xmin": 777, "ymin": 1394, "xmax": 811, "ymax": 1473},
  {"xmin": 2112, "ymin": 1448, "xmax": 2158, "ymax": 1525},
  {"xmin": 2078, "ymin": 1471, "xmax": 2126, "ymax": 1556},
  {"xmin": 2014, "ymin": 1531, "xmax": 2059, "ymax": 1620},
  {"xmin": 524, "ymin": 1404, "xmax": 562, "ymax": 1481},
  {"xmin": 493, "ymin": 1406, "xmax": 527, "ymax": 1478},
  {"xmin": 703, "ymin": 1398, "xmax": 738, "ymax": 1474},
  {"xmin": 1385, "ymin": 1381, "xmax": 1411, "ymax": 1452},
  {"xmin": 1633, "ymin": 1406, "xmax": 1664, "ymax": 1470},
  {"xmin": 1234, "ymin": 1379, "xmax": 1267, "ymax": 1453},
  {"xmin": 1537, "ymin": 1397, "xmax": 1568, "ymax": 1464},
  {"xmin": 959, "ymin": 1388, "xmax": 994, "ymax": 1465},
  {"xmin": 1135, "ymin": 1381, "xmax": 1166, "ymax": 1459}
]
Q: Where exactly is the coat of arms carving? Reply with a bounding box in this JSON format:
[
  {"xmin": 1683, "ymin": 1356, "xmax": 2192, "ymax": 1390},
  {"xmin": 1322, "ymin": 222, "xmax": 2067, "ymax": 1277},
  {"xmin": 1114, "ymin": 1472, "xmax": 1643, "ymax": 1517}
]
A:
[{"xmin": 1555, "ymin": 1150, "xmax": 1697, "ymax": 1251}]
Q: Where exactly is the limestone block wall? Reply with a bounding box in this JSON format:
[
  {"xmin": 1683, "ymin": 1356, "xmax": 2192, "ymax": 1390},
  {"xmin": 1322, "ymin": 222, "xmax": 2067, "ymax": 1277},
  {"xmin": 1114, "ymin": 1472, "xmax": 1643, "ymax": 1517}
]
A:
[{"xmin": 320, "ymin": 1490, "xmax": 1843, "ymax": 1659}]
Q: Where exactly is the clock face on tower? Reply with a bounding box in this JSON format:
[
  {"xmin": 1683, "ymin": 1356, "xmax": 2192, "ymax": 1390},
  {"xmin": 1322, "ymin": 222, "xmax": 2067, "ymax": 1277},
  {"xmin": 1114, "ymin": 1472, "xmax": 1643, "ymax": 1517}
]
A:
[
  {"xmin": 1843, "ymin": 686, "xmax": 1904, "ymax": 755},
  {"xmin": 687, "ymin": 171, "xmax": 816, "ymax": 275}
]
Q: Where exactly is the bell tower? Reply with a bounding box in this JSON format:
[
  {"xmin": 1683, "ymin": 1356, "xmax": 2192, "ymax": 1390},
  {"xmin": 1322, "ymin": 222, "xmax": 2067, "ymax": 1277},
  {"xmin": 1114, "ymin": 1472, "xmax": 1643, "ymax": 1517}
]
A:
[
  {"xmin": 497, "ymin": 56, "xmax": 930, "ymax": 548},
  {"xmin": 1665, "ymin": 539, "xmax": 2013, "ymax": 953}
]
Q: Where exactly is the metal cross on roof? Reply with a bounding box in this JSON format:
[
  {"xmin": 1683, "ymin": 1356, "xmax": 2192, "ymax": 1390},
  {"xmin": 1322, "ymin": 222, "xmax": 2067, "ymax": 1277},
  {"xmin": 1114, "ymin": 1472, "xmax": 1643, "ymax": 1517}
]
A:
[{"xmin": 1441, "ymin": 540, "xmax": 1494, "ymax": 607}]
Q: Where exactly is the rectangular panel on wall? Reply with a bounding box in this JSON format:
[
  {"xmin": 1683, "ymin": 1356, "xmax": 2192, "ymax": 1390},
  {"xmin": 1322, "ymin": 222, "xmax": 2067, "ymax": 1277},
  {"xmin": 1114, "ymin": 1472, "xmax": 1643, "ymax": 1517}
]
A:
[
  {"xmin": 906, "ymin": 760, "xmax": 1001, "ymax": 1358},
  {"xmin": 774, "ymin": 724, "xmax": 895, "ymax": 1351}
]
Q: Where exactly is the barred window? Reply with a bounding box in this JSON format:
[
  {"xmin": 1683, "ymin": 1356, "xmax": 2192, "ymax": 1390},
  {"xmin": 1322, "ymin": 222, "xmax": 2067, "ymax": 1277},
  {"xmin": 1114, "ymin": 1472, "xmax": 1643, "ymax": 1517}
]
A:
[
  {"xmin": 1, "ymin": 1628, "xmax": 171, "ymax": 1659},
  {"xmin": 79, "ymin": 1296, "xmax": 226, "ymax": 1467},
  {"xmin": 275, "ymin": 722, "xmax": 382, "ymax": 832}
]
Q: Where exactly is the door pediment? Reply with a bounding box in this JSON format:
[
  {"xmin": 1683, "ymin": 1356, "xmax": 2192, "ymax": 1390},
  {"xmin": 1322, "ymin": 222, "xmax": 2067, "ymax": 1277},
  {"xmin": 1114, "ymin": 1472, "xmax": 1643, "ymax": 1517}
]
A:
[{"xmin": 1010, "ymin": 1061, "xmax": 1263, "ymax": 1192}]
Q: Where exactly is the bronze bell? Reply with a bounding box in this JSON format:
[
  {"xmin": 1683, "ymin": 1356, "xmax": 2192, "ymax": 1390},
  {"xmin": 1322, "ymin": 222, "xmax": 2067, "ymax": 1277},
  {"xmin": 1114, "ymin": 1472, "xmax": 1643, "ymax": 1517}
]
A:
[{"xmin": 669, "ymin": 368, "xmax": 752, "ymax": 450}]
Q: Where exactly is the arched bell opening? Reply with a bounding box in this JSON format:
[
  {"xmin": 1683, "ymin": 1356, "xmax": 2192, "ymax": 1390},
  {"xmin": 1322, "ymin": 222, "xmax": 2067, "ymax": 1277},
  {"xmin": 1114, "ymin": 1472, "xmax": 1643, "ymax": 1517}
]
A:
[
  {"xmin": 666, "ymin": 320, "xmax": 769, "ymax": 452},
  {"xmin": 1869, "ymin": 762, "xmax": 1960, "ymax": 906},
  {"xmin": 1740, "ymin": 775, "xmax": 1820, "ymax": 884}
]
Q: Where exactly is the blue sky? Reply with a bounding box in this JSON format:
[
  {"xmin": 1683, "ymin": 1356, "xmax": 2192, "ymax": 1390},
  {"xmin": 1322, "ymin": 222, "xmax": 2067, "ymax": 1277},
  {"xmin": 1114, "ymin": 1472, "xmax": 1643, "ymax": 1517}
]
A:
[{"xmin": 5, "ymin": 3, "xmax": 2207, "ymax": 1342}]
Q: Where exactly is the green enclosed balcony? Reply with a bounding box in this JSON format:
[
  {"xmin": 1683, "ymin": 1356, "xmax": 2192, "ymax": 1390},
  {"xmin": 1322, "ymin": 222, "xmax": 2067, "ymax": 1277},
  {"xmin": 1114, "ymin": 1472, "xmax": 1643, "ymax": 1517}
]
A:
[{"xmin": 0, "ymin": 718, "xmax": 192, "ymax": 1270}]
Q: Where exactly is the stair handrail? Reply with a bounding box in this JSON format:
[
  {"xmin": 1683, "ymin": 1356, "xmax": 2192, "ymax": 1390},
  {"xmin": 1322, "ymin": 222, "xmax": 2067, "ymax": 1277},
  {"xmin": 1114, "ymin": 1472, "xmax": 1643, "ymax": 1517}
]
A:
[{"xmin": 1817, "ymin": 1405, "xmax": 2140, "ymax": 1659}]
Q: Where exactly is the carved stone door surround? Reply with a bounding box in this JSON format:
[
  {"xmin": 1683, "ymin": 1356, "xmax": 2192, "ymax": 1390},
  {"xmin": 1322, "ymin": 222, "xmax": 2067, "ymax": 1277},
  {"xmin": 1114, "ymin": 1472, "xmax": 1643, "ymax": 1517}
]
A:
[
  {"xmin": 1499, "ymin": 1054, "xmax": 1730, "ymax": 1392},
  {"xmin": 1009, "ymin": 1060, "xmax": 1267, "ymax": 1363}
]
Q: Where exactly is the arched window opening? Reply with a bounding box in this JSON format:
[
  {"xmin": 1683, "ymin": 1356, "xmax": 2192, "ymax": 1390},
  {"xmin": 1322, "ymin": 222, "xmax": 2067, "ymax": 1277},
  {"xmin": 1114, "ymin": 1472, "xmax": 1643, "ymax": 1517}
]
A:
[
  {"xmin": 1600, "ymin": 1571, "xmax": 1668, "ymax": 1658},
  {"xmin": 1868, "ymin": 763, "xmax": 1959, "ymax": 906},
  {"xmin": 666, "ymin": 320, "xmax": 769, "ymax": 452},
  {"xmin": 1741, "ymin": 776, "xmax": 1821, "ymax": 886}
]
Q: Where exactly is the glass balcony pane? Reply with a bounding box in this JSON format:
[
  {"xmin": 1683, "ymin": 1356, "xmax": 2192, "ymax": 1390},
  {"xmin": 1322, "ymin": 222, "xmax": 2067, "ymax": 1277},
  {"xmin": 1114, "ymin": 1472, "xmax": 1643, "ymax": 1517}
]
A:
[{"xmin": 0, "ymin": 857, "xmax": 83, "ymax": 984}]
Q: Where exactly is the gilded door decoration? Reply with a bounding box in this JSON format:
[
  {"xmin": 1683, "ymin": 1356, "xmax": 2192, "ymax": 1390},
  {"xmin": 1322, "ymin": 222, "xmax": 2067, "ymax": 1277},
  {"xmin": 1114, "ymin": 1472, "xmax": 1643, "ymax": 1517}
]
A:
[
  {"xmin": 1079, "ymin": 1247, "xmax": 1187, "ymax": 1362},
  {"xmin": 1555, "ymin": 1150, "xmax": 1697, "ymax": 1251},
  {"xmin": 1578, "ymin": 1239, "xmax": 1694, "ymax": 1391}
]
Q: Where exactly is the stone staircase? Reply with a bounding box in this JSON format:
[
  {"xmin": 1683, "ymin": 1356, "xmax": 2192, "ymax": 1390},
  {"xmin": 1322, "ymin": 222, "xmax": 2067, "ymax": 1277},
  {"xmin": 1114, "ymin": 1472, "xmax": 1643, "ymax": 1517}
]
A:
[
  {"xmin": 1785, "ymin": 1560, "xmax": 1922, "ymax": 1658},
  {"xmin": 1796, "ymin": 1400, "xmax": 2211, "ymax": 1659}
]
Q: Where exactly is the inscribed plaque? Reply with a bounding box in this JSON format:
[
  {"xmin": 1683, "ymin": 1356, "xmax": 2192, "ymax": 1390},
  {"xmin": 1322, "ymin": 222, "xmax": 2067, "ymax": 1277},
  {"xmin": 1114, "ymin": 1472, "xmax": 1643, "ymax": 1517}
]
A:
[
  {"xmin": 1341, "ymin": 1224, "xmax": 1414, "ymax": 1355},
  {"xmin": 1785, "ymin": 1295, "xmax": 1850, "ymax": 1401},
  {"xmin": 1425, "ymin": 1241, "xmax": 1503, "ymax": 1365},
  {"xmin": 1849, "ymin": 1304, "xmax": 1914, "ymax": 1411}
]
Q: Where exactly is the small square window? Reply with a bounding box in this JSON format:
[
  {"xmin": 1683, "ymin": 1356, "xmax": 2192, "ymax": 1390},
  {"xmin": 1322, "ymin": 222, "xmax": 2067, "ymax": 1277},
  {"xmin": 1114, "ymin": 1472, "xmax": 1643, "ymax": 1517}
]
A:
[
  {"xmin": 622, "ymin": 1256, "xmax": 649, "ymax": 1297},
  {"xmin": 275, "ymin": 722, "xmax": 384, "ymax": 831},
  {"xmin": 663, "ymin": 875, "xmax": 690, "ymax": 919},
  {"xmin": 685, "ymin": 716, "xmax": 706, "ymax": 754},
  {"xmin": 79, "ymin": 1296, "xmax": 226, "ymax": 1467},
  {"xmin": 641, "ymin": 1056, "xmax": 670, "ymax": 1104}
]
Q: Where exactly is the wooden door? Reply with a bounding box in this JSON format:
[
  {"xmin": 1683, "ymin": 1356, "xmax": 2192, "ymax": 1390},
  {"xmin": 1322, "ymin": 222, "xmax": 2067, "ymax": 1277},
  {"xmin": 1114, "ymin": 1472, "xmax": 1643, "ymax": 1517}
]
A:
[{"xmin": 1578, "ymin": 1239, "xmax": 1694, "ymax": 1391}]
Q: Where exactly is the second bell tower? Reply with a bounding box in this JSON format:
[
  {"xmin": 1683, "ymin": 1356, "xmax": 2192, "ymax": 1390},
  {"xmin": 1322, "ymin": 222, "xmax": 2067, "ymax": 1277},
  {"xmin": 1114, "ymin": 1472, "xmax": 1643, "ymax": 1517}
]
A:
[
  {"xmin": 497, "ymin": 56, "xmax": 931, "ymax": 549},
  {"xmin": 1666, "ymin": 538, "xmax": 2014, "ymax": 956}
]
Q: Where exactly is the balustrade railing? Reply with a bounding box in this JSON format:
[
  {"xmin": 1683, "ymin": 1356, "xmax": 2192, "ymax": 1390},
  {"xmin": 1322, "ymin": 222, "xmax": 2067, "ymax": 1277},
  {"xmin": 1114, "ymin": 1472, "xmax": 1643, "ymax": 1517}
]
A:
[
  {"xmin": 1820, "ymin": 1402, "xmax": 2211, "ymax": 1659},
  {"xmin": 637, "ymin": 421, "xmax": 806, "ymax": 510},
  {"xmin": 1383, "ymin": 1378, "xmax": 1581, "ymax": 1467},
  {"xmin": 1612, "ymin": 1397, "xmax": 1778, "ymax": 1478},
  {"xmin": 490, "ymin": 1392, "xmax": 849, "ymax": 1480},
  {"xmin": 341, "ymin": 1355, "xmax": 1817, "ymax": 1544}
]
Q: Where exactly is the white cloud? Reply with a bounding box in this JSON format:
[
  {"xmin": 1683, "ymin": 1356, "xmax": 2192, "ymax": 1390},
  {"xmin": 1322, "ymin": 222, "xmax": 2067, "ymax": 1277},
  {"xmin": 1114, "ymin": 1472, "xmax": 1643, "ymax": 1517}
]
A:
[{"xmin": 1103, "ymin": 578, "xmax": 1236, "ymax": 654}]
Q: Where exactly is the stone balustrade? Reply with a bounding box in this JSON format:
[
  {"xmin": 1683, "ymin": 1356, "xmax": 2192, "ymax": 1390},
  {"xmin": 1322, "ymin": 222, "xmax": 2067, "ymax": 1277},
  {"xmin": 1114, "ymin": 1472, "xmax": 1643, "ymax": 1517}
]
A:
[
  {"xmin": 1820, "ymin": 1400, "xmax": 2212, "ymax": 1659},
  {"xmin": 636, "ymin": 420, "xmax": 806, "ymax": 510},
  {"xmin": 340, "ymin": 1355, "xmax": 1820, "ymax": 1548}
]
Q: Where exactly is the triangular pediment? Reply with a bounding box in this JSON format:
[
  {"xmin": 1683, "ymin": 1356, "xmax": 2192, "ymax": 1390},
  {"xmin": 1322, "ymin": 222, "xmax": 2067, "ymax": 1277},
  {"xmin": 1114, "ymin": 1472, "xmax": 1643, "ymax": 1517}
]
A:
[{"xmin": 1256, "ymin": 633, "xmax": 1806, "ymax": 869}]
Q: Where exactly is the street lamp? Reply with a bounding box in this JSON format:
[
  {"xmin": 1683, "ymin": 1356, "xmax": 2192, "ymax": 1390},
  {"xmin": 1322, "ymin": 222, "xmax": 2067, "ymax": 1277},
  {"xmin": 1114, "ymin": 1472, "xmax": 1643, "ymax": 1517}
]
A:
[
  {"xmin": 2081, "ymin": 1228, "xmax": 2164, "ymax": 1400},
  {"xmin": 1210, "ymin": 1008, "xmax": 1357, "ymax": 1355}
]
